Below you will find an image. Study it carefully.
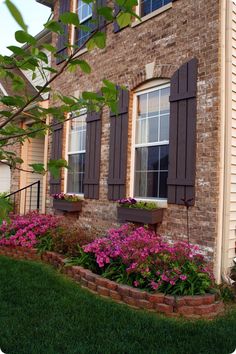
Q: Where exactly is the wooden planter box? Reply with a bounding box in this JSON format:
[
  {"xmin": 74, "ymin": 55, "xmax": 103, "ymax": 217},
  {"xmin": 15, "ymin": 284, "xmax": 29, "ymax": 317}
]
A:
[
  {"xmin": 117, "ymin": 207, "xmax": 164, "ymax": 225},
  {"xmin": 53, "ymin": 199, "xmax": 82, "ymax": 212}
]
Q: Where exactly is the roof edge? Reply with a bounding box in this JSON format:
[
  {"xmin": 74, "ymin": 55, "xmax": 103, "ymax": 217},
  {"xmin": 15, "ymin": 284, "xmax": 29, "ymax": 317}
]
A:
[{"xmin": 36, "ymin": 0, "xmax": 54, "ymax": 9}]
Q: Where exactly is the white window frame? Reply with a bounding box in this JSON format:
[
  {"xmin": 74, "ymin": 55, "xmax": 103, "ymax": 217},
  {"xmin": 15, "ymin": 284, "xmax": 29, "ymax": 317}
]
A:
[
  {"xmin": 64, "ymin": 109, "xmax": 87, "ymax": 197},
  {"xmin": 130, "ymin": 82, "xmax": 170, "ymax": 206},
  {"xmin": 132, "ymin": 0, "xmax": 172, "ymax": 27},
  {"xmin": 77, "ymin": 0, "xmax": 93, "ymax": 23}
]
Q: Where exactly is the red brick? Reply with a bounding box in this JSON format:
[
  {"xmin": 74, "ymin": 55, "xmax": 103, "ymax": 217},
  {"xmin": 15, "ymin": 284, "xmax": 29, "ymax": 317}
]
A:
[
  {"xmin": 87, "ymin": 281, "xmax": 97, "ymax": 292},
  {"xmin": 175, "ymin": 297, "xmax": 186, "ymax": 307},
  {"xmin": 155, "ymin": 303, "xmax": 173, "ymax": 314},
  {"xmin": 123, "ymin": 296, "xmax": 137, "ymax": 307},
  {"xmin": 164, "ymin": 295, "xmax": 175, "ymax": 306},
  {"xmin": 80, "ymin": 278, "xmax": 88, "ymax": 287},
  {"xmin": 201, "ymin": 294, "xmax": 215, "ymax": 305},
  {"xmin": 194, "ymin": 304, "xmax": 216, "ymax": 316},
  {"xmin": 147, "ymin": 293, "xmax": 164, "ymax": 304},
  {"xmin": 117, "ymin": 285, "xmax": 131, "ymax": 297},
  {"xmin": 106, "ymin": 280, "xmax": 117, "ymax": 291},
  {"xmin": 97, "ymin": 286, "xmax": 110, "ymax": 297},
  {"xmin": 214, "ymin": 301, "xmax": 224, "ymax": 314},
  {"xmin": 136, "ymin": 299, "xmax": 153, "ymax": 310},
  {"xmin": 110, "ymin": 290, "xmax": 122, "ymax": 301},
  {"xmin": 129, "ymin": 288, "xmax": 147, "ymax": 299},
  {"xmin": 95, "ymin": 277, "xmax": 109, "ymax": 287},
  {"xmin": 177, "ymin": 306, "xmax": 195, "ymax": 316},
  {"xmin": 185, "ymin": 296, "xmax": 204, "ymax": 307}
]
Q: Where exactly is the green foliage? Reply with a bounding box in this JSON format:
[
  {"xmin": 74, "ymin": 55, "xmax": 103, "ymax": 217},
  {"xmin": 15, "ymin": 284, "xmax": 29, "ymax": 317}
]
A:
[
  {"xmin": 0, "ymin": 196, "xmax": 12, "ymax": 224},
  {"xmin": 129, "ymin": 201, "xmax": 158, "ymax": 210},
  {"xmin": 59, "ymin": 12, "xmax": 80, "ymax": 26},
  {"xmin": 5, "ymin": 0, "xmax": 28, "ymax": 32},
  {"xmin": 15, "ymin": 30, "xmax": 36, "ymax": 45},
  {"xmin": 218, "ymin": 283, "xmax": 235, "ymax": 303},
  {"xmin": 0, "ymin": 1, "xmax": 137, "ymax": 214},
  {"xmin": 47, "ymin": 159, "xmax": 68, "ymax": 179},
  {"xmin": 36, "ymin": 232, "xmax": 54, "ymax": 254}
]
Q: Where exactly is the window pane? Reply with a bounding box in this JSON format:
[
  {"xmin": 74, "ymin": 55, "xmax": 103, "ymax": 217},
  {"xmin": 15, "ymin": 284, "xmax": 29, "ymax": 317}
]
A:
[
  {"xmin": 68, "ymin": 114, "xmax": 86, "ymax": 153},
  {"xmin": 159, "ymin": 172, "xmax": 168, "ymax": 198},
  {"xmin": 141, "ymin": 0, "xmax": 171, "ymax": 16},
  {"xmin": 160, "ymin": 114, "xmax": 169, "ymax": 141},
  {"xmin": 134, "ymin": 171, "xmax": 158, "ymax": 198},
  {"xmin": 160, "ymin": 145, "xmax": 169, "ymax": 170},
  {"xmin": 67, "ymin": 153, "xmax": 85, "ymax": 194},
  {"xmin": 137, "ymin": 94, "xmax": 147, "ymax": 118},
  {"xmin": 148, "ymin": 90, "xmax": 159, "ymax": 117},
  {"xmin": 160, "ymin": 87, "xmax": 170, "ymax": 115}
]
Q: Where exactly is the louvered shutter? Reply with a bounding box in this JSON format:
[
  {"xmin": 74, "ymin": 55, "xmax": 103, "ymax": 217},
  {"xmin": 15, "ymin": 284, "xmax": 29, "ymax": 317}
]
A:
[
  {"xmin": 167, "ymin": 58, "xmax": 198, "ymax": 206},
  {"xmin": 56, "ymin": 0, "xmax": 70, "ymax": 64},
  {"xmin": 50, "ymin": 122, "xmax": 63, "ymax": 194},
  {"xmin": 113, "ymin": 5, "xmax": 121, "ymax": 33},
  {"xmin": 84, "ymin": 111, "xmax": 102, "ymax": 199},
  {"xmin": 108, "ymin": 87, "xmax": 129, "ymax": 200}
]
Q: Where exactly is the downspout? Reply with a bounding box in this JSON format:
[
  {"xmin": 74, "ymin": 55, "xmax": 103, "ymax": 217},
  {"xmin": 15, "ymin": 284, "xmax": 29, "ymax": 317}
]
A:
[{"xmin": 215, "ymin": 0, "xmax": 227, "ymax": 283}]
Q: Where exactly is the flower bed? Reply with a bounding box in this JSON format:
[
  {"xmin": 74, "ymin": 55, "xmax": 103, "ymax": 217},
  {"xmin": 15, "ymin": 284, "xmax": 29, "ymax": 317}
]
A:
[{"xmin": 0, "ymin": 246, "xmax": 224, "ymax": 319}]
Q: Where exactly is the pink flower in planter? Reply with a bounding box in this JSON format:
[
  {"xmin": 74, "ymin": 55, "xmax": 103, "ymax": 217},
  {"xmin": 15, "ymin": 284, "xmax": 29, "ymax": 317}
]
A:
[{"xmin": 180, "ymin": 275, "xmax": 187, "ymax": 281}]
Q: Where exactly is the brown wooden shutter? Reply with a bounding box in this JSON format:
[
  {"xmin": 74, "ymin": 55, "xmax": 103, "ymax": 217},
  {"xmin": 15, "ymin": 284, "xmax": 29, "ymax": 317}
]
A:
[
  {"xmin": 84, "ymin": 111, "xmax": 102, "ymax": 199},
  {"xmin": 167, "ymin": 58, "xmax": 198, "ymax": 206},
  {"xmin": 50, "ymin": 122, "xmax": 63, "ymax": 194},
  {"xmin": 108, "ymin": 87, "xmax": 129, "ymax": 200},
  {"xmin": 56, "ymin": 0, "xmax": 70, "ymax": 64}
]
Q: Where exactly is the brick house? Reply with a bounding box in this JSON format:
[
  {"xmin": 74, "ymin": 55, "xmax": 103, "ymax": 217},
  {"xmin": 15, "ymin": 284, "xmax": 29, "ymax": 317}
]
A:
[{"xmin": 37, "ymin": 0, "xmax": 236, "ymax": 282}]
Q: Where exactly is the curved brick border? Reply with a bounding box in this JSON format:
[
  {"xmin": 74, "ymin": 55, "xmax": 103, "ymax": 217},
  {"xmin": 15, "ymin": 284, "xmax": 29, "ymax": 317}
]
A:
[{"xmin": 0, "ymin": 246, "xmax": 224, "ymax": 319}]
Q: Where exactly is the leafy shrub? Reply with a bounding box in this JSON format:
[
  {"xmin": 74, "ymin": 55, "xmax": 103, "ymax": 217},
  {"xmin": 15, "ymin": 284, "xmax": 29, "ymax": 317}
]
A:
[
  {"xmin": 45, "ymin": 219, "xmax": 97, "ymax": 257},
  {"xmin": 0, "ymin": 212, "xmax": 59, "ymax": 248},
  {"xmin": 118, "ymin": 197, "xmax": 157, "ymax": 210},
  {"xmin": 72, "ymin": 225, "xmax": 215, "ymax": 296}
]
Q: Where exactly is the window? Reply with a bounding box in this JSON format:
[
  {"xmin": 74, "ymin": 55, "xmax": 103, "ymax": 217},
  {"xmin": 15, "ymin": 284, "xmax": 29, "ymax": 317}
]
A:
[
  {"xmin": 66, "ymin": 111, "xmax": 86, "ymax": 194},
  {"xmin": 133, "ymin": 84, "xmax": 170, "ymax": 199},
  {"xmin": 140, "ymin": 0, "xmax": 172, "ymax": 17},
  {"xmin": 77, "ymin": 0, "xmax": 93, "ymax": 47}
]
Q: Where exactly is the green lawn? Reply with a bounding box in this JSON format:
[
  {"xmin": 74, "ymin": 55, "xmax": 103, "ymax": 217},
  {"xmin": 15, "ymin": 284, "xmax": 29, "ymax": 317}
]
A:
[{"xmin": 0, "ymin": 257, "xmax": 236, "ymax": 354}]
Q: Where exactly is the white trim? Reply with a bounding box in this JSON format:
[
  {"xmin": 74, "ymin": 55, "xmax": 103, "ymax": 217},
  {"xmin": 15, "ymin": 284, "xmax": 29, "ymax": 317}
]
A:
[
  {"xmin": 64, "ymin": 111, "xmax": 87, "ymax": 195},
  {"xmin": 132, "ymin": 2, "xmax": 172, "ymax": 28},
  {"xmin": 130, "ymin": 82, "xmax": 170, "ymax": 201},
  {"xmin": 0, "ymin": 83, "xmax": 8, "ymax": 96}
]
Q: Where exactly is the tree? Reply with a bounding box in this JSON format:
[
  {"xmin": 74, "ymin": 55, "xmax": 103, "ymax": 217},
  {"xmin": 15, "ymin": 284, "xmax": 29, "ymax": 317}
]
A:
[{"xmin": 0, "ymin": 0, "xmax": 140, "ymax": 217}]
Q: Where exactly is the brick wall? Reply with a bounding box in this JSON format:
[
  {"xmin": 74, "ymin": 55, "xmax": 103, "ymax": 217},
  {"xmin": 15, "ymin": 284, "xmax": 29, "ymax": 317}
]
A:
[{"xmin": 47, "ymin": 0, "xmax": 221, "ymax": 261}]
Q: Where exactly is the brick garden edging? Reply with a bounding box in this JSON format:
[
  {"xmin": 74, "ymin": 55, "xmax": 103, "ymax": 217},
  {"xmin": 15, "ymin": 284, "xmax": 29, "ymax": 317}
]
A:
[{"xmin": 0, "ymin": 246, "xmax": 225, "ymax": 319}]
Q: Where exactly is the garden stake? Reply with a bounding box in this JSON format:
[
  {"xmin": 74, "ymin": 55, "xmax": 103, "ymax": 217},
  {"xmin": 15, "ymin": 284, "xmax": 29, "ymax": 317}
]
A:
[{"xmin": 181, "ymin": 198, "xmax": 193, "ymax": 245}]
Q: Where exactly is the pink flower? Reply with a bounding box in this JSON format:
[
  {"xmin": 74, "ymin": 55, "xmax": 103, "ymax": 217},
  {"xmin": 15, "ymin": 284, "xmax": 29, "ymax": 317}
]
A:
[
  {"xmin": 133, "ymin": 281, "xmax": 139, "ymax": 287},
  {"xmin": 180, "ymin": 275, "xmax": 187, "ymax": 281}
]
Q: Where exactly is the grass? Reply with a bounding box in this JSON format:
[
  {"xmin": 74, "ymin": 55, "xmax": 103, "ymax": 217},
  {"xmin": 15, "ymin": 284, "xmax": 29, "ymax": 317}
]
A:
[{"xmin": 0, "ymin": 256, "xmax": 236, "ymax": 354}]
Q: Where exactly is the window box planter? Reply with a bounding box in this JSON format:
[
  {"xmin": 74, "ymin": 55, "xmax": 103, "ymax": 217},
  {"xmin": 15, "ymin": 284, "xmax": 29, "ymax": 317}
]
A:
[
  {"xmin": 117, "ymin": 207, "xmax": 164, "ymax": 224},
  {"xmin": 53, "ymin": 199, "xmax": 82, "ymax": 212}
]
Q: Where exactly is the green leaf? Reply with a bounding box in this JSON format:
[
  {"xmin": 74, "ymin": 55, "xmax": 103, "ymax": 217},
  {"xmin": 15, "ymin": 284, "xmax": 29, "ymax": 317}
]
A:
[
  {"xmin": 44, "ymin": 20, "xmax": 63, "ymax": 34},
  {"xmin": 86, "ymin": 38, "xmax": 96, "ymax": 51},
  {"xmin": 42, "ymin": 43, "xmax": 57, "ymax": 53},
  {"xmin": 37, "ymin": 51, "xmax": 48, "ymax": 64},
  {"xmin": 69, "ymin": 59, "xmax": 91, "ymax": 74},
  {"xmin": 60, "ymin": 12, "xmax": 80, "ymax": 26},
  {"xmin": 15, "ymin": 30, "xmax": 36, "ymax": 45},
  {"xmin": 5, "ymin": 0, "xmax": 28, "ymax": 32},
  {"xmin": 47, "ymin": 159, "xmax": 68, "ymax": 179},
  {"xmin": 35, "ymin": 86, "xmax": 51, "ymax": 93},
  {"xmin": 82, "ymin": 91, "xmax": 99, "ymax": 100},
  {"xmin": 7, "ymin": 45, "xmax": 27, "ymax": 56},
  {"xmin": 97, "ymin": 6, "xmax": 114, "ymax": 21},
  {"xmin": 93, "ymin": 32, "xmax": 106, "ymax": 49},
  {"xmin": 29, "ymin": 163, "xmax": 46, "ymax": 174},
  {"xmin": 59, "ymin": 95, "xmax": 76, "ymax": 105},
  {"xmin": 0, "ymin": 95, "xmax": 25, "ymax": 107},
  {"xmin": 117, "ymin": 13, "xmax": 132, "ymax": 28}
]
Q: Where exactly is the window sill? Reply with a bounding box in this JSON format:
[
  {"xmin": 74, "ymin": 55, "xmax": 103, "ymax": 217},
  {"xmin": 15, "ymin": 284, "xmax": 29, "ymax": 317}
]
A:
[
  {"xmin": 131, "ymin": 3, "xmax": 172, "ymax": 28},
  {"xmin": 73, "ymin": 47, "xmax": 88, "ymax": 58},
  {"xmin": 134, "ymin": 198, "xmax": 168, "ymax": 209}
]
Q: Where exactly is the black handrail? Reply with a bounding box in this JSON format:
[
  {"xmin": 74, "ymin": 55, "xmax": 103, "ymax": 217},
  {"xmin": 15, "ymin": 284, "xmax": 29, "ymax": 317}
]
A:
[{"xmin": 5, "ymin": 180, "xmax": 41, "ymax": 214}]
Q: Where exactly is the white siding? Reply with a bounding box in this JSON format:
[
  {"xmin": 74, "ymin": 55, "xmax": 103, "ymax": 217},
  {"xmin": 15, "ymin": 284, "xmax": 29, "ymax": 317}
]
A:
[
  {"xmin": 21, "ymin": 49, "xmax": 51, "ymax": 100},
  {"xmin": 227, "ymin": 2, "xmax": 236, "ymax": 268},
  {"xmin": 0, "ymin": 164, "xmax": 10, "ymax": 193}
]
